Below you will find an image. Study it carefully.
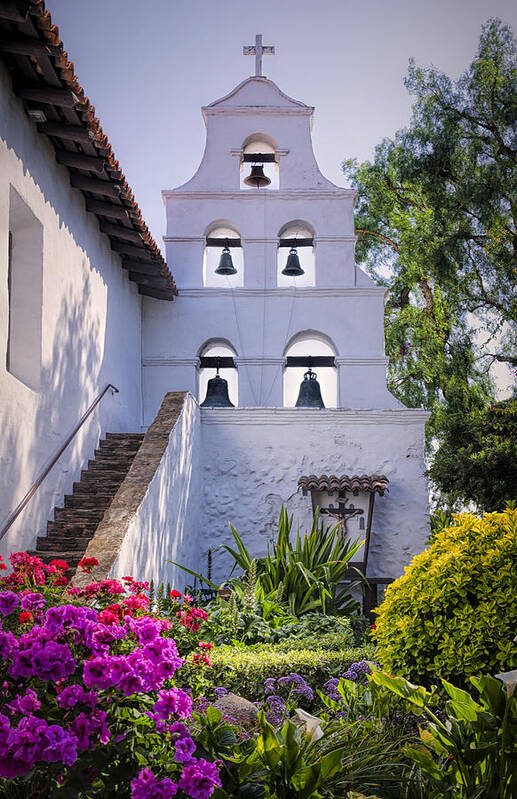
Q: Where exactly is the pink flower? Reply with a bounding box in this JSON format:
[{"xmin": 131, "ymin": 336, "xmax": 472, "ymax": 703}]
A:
[{"xmin": 153, "ymin": 688, "xmax": 192, "ymax": 721}]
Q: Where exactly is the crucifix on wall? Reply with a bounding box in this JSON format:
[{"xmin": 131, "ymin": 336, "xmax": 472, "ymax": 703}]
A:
[
  {"xmin": 319, "ymin": 492, "xmax": 364, "ymax": 538},
  {"xmin": 243, "ymin": 34, "xmax": 275, "ymax": 77}
]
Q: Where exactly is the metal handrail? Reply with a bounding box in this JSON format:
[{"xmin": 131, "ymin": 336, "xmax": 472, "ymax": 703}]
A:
[{"xmin": 0, "ymin": 383, "xmax": 119, "ymax": 541}]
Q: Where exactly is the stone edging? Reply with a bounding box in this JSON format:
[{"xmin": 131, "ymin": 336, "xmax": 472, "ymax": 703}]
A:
[{"xmin": 72, "ymin": 392, "xmax": 188, "ymax": 587}]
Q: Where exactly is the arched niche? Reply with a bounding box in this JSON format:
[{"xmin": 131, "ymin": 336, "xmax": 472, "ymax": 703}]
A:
[
  {"xmin": 283, "ymin": 331, "xmax": 338, "ymax": 408},
  {"xmin": 203, "ymin": 223, "xmax": 244, "ymax": 288},
  {"xmin": 240, "ymin": 133, "xmax": 279, "ymax": 190},
  {"xmin": 198, "ymin": 340, "xmax": 238, "ymax": 407},
  {"xmin": 277, "ymin": 221, "xmax": 315, "ymax": 287}
]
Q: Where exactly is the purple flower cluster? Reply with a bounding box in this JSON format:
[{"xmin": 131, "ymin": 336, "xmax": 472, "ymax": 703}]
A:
[
  {"xmin": 342, "ymin": 659, "xmax": 376, "ymax": 683},
  {"xmin": 153, "ymin": 688, "xmax": 193, "ymax": 721},
  {"xmin": 131, "ymin": 767, "xmax": 177, "ymax": 798},
  {"xmin": 0, "ymin": 591, "xmax": 20, "ymax": 616},
  {"xmin": 20, "ymin": 591, "xmax": 46, "ymax": 612},
  {"xmin": 83, "ymin": 633, "xmax": 183, "ymax": 697},
  {"xmin": 69, "ymin": 710, "xmax": 110, "ymax": 751},
  {"xmin": 131, "ymin": 758, "xmax": 221, "ymax": 799},
  {"xmin": 9, "ymin": 628, "xmax": 76, "ymax": 682},
  {"xmin": 277, "ymin": 672, "xmax": 314, "ymax": 702},
  {"xmin": 178, "ymin": 758, "xmax": 222, "ymax": 799},
  {"xmin": 0, "ymin": 587, "xmax": 193, "ymax": 787},
  {"xmin": 265, "ymin": 694, "xmax": 286, "ymax": 726},
  {"xmin": 0, "ymin": 712, "xmax": 77, "ymax": 778},
  {"xmin": 56, "ymin": 684, "xmax": 98, "ymax": 710}
]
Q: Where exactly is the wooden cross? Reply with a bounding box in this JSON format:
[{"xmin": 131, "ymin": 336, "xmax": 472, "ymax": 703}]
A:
[
  {"xmin": 243, "ymin": 34, "xmax": 275, "ymax": 77},
  {"xmin": 320, "ymin": 495, "xmax": 363, "ymax": 539}
]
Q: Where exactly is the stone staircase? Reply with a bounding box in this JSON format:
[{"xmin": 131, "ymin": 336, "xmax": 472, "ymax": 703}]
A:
[{"xmin": 28, "ymin": 433, "xmax": 144, "ymax": 572}]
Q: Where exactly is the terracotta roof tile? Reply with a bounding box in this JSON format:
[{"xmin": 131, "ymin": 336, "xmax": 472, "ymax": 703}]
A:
[
  {"xmin": 298, "ymin": 474, "xmax": 389, "ymax": 495},
  {"xmin": 0, "ymin": 0, "xmax": 176, "ymax": 299}
]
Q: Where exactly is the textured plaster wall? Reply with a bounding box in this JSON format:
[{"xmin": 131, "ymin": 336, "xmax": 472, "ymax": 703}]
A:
[
  {"xmin": 199, "ymin": 408, "xmax": 430, "ymax": 583},
  {"xmin": 111, "ymin": 393, "xmax": 201, "ymax": 589},
  {"xmin": 0, "ymin": 63, "xmax": 142, "ymax": 556}
]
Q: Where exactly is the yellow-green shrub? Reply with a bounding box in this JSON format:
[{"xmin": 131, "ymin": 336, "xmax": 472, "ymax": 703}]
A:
[{"xmin": 374, "ymin": 508, "xmax": 517, "ymax": 685}]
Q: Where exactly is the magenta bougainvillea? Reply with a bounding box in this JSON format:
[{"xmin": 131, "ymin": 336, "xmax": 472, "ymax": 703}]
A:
[{"xmin": 0, "ymin": 551, "xmax": 221, "ymax": 798}]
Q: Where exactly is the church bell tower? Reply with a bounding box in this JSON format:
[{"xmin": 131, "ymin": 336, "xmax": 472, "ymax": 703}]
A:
[{"xmin": 142, "ymin": 37, "xmax": 430, "ymax": 585}]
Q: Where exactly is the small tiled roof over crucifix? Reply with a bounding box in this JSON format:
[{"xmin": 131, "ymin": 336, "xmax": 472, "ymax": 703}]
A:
[
  {"xmin": 0, "ymin": 0, "xmax": 177, "ymax": 300},
  {"xmin": 298, "ymin": 475, "xmax": 389, "ymax": 495}
]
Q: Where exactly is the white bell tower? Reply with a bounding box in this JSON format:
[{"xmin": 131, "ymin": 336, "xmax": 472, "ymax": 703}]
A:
[
  {"xmin": 145, "ymin": 39, "xmax": 401, "ymax": 413},
  {"xmin": 142, "ymin": 39, "xmax": 430, "ymax": 584}
]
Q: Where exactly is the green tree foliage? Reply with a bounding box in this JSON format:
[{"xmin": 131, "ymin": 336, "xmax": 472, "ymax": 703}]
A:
[
  {"xmin": 429, "ymin": 397, "xmax": 517, "ymax": 510},
  {"xmin": 343, "ymin": 19, "xmax": 517, "ymax": 450},
  {"xmin": 374, "ymin": 508, "xmax": 517, "ymax": 685}
]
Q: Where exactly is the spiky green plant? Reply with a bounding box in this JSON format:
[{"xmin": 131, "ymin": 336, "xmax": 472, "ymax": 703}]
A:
[{"xmin": 224, "ymin": 506, "xmax": 363, "ymax": 616}]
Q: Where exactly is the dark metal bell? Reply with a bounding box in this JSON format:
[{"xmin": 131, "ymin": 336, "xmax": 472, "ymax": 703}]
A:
[
  {"xmin": 200, "ymin": 374, "xmax": 234, "ymax": 407},
  {"xmin": 282, "ymin": 247, "xmax": 304, "ymax": 277},
  {"xmin": 244, "ymin": 164, "xmax": 271, "ymax": 188},
  {"xmin": 295, "ymin": 368, "xmax": 325, "ymax": 408},
  {"xmin": 215, "ymin": 244, "xmax": 237, "ymax": 276}
]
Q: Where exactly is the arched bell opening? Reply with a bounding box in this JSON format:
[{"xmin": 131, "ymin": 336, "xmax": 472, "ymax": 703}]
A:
[
  {"xmin": 277, "ymin": 221, "xmax": 315, "ymax": 287},
  {"xmin": 283, "ymin": 332, "xmax": 338, "ymax": 408},
  {"xmin": 203, "ymin": 224, "xmax": 244, "ymax": 288},
  {"xmin": 240, "ymin": 135, "xmax": 279, "ymax": 190},
  {"xmin": 198, "ymin": 340, "xmax": 238, "ymax": 407}
]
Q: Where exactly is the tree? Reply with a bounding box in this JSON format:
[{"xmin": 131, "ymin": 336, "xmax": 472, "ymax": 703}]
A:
[
  {"xmin": 343, "ymin": 19, "xmax": 517, "ymax": 450},
  {"xmin": 429, "ymin": 397, "xmax": 517, "ymax": 511}
]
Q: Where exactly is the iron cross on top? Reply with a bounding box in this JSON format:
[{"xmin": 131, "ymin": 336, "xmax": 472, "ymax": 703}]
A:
[{"xmin": 243, "ymin": 34, "xmax": 275, "ymax": 77}]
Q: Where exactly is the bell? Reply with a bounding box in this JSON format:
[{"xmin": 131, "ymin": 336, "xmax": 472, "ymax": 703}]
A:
[
  {"xmin": 244, "ymin": 164, "xmax": 271, "ymax": 188},
  {"xmin": 282, "ymin": 247, "xmax": 304, "ymax": 277},
  {"xmin": 201, "ymin": 373, "xmax": 234, "ymax": 407},
  {"xmin": 215, "ymin": 243, "xmax": 237, "ymax": 276},
  {"xmin": 295, "ymin": 368, "xmax": 325, "ymax": 408}
]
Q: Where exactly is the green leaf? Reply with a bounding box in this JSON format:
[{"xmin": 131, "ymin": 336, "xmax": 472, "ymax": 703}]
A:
[
  {"xmin": 166, "ymin": 560, "xmax": 219, "ymax": 590},
  {"xmin": 404, "ymin": 746, "xmax": 445, "ymax": 782},
  {"xmin": 370, "ymin": 671, "xmax": 430, "ymax": 707}
]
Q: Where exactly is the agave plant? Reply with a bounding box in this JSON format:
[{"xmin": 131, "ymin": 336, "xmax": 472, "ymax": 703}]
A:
[{"xmin": 224, "ymin": 506, "xmax": 364, "ymax": 616}]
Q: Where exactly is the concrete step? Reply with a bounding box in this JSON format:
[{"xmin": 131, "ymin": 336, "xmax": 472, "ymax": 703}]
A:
[
  {"xmin": 105, "ymin": 433, "xmax": 144, "ymax": 442},
  {"xmin": 46, "ymin": 520, "xmax": 98, "ymax": 536},
  {"xmin": 80, "ymin": 469, "xmax": 127, "ymax": 482},
  {"xmin": 85, "ymin": 460, "xmax": 133, "ymax": 472},
  {"xmin": 34, "ymin": 430, "xmax": 144, "ymax": 570},
  {"xmin": 54, "ymin": 507, "xmax": 105, "ymax": 524},
  {"xmin": 37, "ymin": 536, "xmax": 92, "ymax": 552},
  {"xmin": 64, "ymin": 493, "xmax": 113, "ymax": 509}
]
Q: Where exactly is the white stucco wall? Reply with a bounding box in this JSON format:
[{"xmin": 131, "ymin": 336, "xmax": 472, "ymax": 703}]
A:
[
  {"xmin": 199, "ymin": 407, "xmax": 430, "ymax": 583},
  {"xmin": 111, "ymin": 393, "xmax": 201, "ymax": 589},
  {"xmin": 0, "ymin": 63, "xmax": 142, "ymax": 556}
]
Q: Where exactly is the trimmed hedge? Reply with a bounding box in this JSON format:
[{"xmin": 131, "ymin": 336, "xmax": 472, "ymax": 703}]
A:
[
  {"xmin": 374, "ymin": 508, "xmax": 517, "ymax": 685},
  {"xmin": 178, "ymin": 644, "xmax": 375, "ymax": 696}
]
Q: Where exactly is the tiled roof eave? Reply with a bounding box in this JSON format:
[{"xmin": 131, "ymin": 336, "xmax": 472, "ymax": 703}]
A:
[
  {"xmin": 298, "ymin": 474, "xmax": 390, "ymax": 495},
  {"xmin": 0, "ymin": 0, "xmax": 176, "ymax": 299}
]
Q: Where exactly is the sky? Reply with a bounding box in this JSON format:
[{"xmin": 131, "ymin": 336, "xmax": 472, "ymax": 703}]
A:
[{"xmin": 48, "ymin": 0, "xmax": 517, "ymax": 251}]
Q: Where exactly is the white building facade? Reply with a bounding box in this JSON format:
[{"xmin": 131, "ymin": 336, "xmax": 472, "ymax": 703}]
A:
[
  {"xmin": 143, "ymin": 73, "xmax": 430, "ymax": 582},
  {"xmin": 0, "ymin": 12, "xmax": 429, "ymax": 588}
]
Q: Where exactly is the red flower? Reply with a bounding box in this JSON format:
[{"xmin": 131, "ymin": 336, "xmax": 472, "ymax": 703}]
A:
[
  {"xmin": 97, "ymin": 609, "xmax": 119, "ymax": 626},
  {"xmin": 78, "ymin": 557, "xmax": 99, "ymax": 573},
  {"xmin": 198, "ymin": 641, "xmax": 214, "ymax": 650},
  {"xmin": 49, "ymin": 559, "xmax": 69, "ymax": 571},
  {"xmin": 169, "ymin": 589, "xmax": 182, "ymax": 599},
  {"xmin": 19, "ymin": 611, "xmax": 33, "ymax": 624},
  {"xmin": 0, "ymin": 563, "xmax": 6, "ymax": 571}
]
